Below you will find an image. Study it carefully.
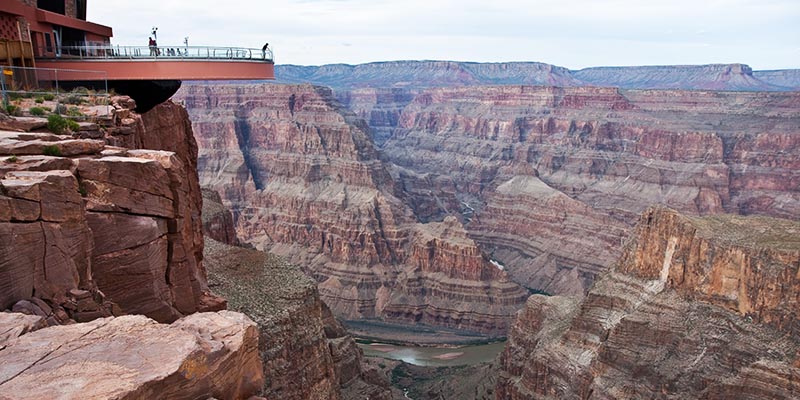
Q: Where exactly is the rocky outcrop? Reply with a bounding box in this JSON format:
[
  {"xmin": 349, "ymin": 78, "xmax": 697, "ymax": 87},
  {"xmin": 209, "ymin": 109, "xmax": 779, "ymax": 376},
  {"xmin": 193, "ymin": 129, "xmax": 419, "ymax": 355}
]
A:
[
  {"xmin": 378, "ymin": 85, "xmax": 800, "ymax": 295},
  {"xmin": 495, "ymin": 207, "xmax": 800, "ymax": 399},
  {"xmin": 201, "ymin": 188, "xmax": 238, "ymax": 245},
  {"xmin": 0, "ymin": 98, "xmax": 223, "ymax": 324},
  {"xmin": 177, "ymin": 83, "xmax": 529, "ymax": 336},
  {"xmin": 203, "ymin": 237, "xmax": 394, "ymax": 400},
  {"xmin": 0, "ymin": 311, "xmax": 263, "ymax": 399}
]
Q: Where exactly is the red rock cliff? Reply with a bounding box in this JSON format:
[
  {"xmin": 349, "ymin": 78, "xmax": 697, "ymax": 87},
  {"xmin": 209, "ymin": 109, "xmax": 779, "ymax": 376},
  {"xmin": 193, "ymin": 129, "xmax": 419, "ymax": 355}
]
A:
[
  {"xmin": 177, "ymin": 83, "xmax": 529, "ymax": 336},
  {"xmin": 370, "ymin": 86, "xmax": 800, "ymax": 295},
  {"xmin": 0, "ymin": 98, "xmax": 224, "ymax": 324},
  {"xmin": 496, "ymin": 207, "xmax": 800, "ymax": 399}
]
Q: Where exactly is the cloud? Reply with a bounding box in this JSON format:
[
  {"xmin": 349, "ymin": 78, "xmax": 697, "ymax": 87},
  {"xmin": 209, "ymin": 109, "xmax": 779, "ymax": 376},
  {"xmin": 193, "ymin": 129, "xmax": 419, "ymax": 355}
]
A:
[{"xmin": 89, "ymin": 0, "xmax": 800, "ymax": 69}]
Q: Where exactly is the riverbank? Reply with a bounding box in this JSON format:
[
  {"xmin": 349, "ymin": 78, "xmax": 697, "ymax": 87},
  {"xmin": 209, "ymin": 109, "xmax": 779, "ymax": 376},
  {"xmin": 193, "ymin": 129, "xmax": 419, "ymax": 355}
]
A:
[{"xmin": 344, "ymin": 319, "xmax": 504, "ymax": 346}]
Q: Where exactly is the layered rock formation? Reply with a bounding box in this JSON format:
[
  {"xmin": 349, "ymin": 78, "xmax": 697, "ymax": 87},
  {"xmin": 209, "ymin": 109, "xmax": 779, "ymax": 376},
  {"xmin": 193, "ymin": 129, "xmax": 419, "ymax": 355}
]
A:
[
  {"xmin": 573, "ymin": 63, "xmax": 793, "ymax": 91},
  {"xmin": 0, "ymin": 310, "xmax": 263, "ymax": 399},
  {"xmin": 277, "ymin": 61, "xmax": 582, "ymax": 89},
  {"xmin": 177, "ymin": 83, "xmax": 528, "ymax": 336},
  {"xmin": 496, "ymin": 207, "xmax": 800, "ymax": 399},
  {"xmin": 0, "ymin": 98, "xmax": 223, "ymax": 324},
  {"xmin": 375, "ymin": 85, "xmax": 800, "ymax": 294},
  {"xmin": 277, "ymin": 61, "xmax": 800, "ymax": 91},
  {"xmin": 203, "ymin": 237, "xmax": 395, "ymax": 400}
]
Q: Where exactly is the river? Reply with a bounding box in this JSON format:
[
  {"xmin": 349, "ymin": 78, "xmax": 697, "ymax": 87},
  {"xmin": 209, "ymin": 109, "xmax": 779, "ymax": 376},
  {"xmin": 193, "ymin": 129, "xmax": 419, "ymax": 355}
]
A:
[{"xmin": 358, "ymin": 341, "xmax": 506, "ymax": 367}]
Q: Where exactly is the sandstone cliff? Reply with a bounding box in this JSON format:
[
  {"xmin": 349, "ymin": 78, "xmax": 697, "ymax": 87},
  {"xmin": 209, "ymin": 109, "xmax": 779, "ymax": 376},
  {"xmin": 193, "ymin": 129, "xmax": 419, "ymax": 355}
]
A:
[
  {"xmin": 177, "ymin": 83, "xmax": 529, "ymax": 336},
  {"xmin": 372, "ymin": 85, "xmax": 800, "ymax": 295},
  {"xmin": 0, "ymin": 99, "xmax": 224, "ymax": 324},
  {"xmin": 496, "ymin": 207, "xmax": 800, "ymax": 399},
  {"xmin": 0, "ymin": 310, "xmax": 263, "ymax": 399}
]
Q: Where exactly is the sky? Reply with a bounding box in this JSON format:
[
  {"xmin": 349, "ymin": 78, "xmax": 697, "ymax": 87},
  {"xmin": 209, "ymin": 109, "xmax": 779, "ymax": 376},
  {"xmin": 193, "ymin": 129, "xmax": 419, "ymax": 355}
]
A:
[{"xmin": 89, "ymin": 0, "xmax": 800, "ymax": 70}]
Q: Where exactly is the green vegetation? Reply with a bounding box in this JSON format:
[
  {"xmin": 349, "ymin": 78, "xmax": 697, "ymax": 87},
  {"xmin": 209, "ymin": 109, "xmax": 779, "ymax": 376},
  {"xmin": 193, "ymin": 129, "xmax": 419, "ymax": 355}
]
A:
[
  {"xmin": 29, "ymin": 106, "xmax": 46, "ymax": 116},
  {"xmin": 41, "ymin": 106, "xmax": 51, "ymax": 112},
  {"xmin": 42, "ymin": 145, "xmax": 62, "ymax": 157},
  {"xmin": 35, "ymin": 97, "xmax": 44, "ymax": 104},
  {"xmin": 67, "ymin": 106, "xmax": 83, "ymax": 117},
  {"xmin": 62, "ymin": 95, "xmax": 84, "ymax": 105},
  {"xmin": 54, "ymin": 104, "xmax": 67, "ymax": 115},
  {"xmin": 5, "ymin": 104, "xmax": 21, "ymax": 116},
  {"xmin": 78, "ymin": 184, "xmax": 88, "ymax": 197},
  {"xmin": 67, "ymin": 119, "xmax": 80, "ymax": 132},
  {"xmin": 47, "ymin": 114, "xmax": 69, "ymax": 134},
  {"xmin": 4, "ymin": 155, "xmax": 18, "ymax": 163},
  {"xmin": 43, "ymin": 93, "xmax": 55, "ymax": 101}
]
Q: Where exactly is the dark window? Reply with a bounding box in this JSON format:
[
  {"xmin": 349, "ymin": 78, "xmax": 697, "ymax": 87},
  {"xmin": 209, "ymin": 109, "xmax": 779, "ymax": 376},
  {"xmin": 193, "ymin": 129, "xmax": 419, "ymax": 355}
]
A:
[
  {"xmin": 76, "ymin": 0, "xmax": 86, "ymax": 20},
  {"xmin": 37, "ymin": 0, "xmax": 66, "ymax": 15},
  {"xmin": 45, "ymin": 32, "xmax": 52, "ymax": 52}
]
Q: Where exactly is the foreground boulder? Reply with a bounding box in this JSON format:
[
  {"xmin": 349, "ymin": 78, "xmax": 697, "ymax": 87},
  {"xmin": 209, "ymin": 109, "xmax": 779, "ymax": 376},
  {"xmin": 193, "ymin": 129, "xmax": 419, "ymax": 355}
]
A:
[{"xmin": 0, "ymin": 311, "xmax": 263, "ymax": 399}]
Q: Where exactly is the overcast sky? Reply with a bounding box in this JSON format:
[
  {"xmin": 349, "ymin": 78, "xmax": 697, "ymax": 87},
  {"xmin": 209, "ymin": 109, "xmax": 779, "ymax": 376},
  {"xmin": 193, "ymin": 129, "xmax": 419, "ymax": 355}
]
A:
[{"xmin": 89, "ymin": 0, "xmax": 800, "ymax": 70}]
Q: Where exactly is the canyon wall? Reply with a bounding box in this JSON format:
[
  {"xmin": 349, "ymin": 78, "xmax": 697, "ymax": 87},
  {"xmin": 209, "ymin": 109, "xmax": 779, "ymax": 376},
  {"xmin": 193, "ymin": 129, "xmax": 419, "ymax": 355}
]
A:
[
  {"xmin": 0, "ymin": 98, "xmax": 224, "ymax": 324},
  {"xmin": 353, "ymin": 86, "xmax": 799, "ymax": 295},
  {"xmin": 178, "ymin": 83, "xmax": 529, "ymax": 336},
  {"xmin": 203, "ymin": 236, "xmax": 396, "ymax": 400},
  {"xmin": 276, "ymin": 61, "xmax": 800, "ymax": 91},
  {"xmin": 496, "ymin": 207, "xmax": 800, "ymax": 399}
]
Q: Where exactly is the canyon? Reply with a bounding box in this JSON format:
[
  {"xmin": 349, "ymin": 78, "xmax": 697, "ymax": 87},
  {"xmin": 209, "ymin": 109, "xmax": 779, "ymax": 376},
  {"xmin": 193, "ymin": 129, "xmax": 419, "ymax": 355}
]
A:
[
  {"xmin": 1, "ymin": 56, "xmax": 798, "ymax": 399},
  {"xmin": 0, "ymin": 97, "xmax": 390, "ymax": 399},
  {"xmin": 177, "ymin": 83, "xmax": 530, "ymax": 337},
  {"xmin": 180, "ymin": 63, "xmax": 798, "ymax": 340}
]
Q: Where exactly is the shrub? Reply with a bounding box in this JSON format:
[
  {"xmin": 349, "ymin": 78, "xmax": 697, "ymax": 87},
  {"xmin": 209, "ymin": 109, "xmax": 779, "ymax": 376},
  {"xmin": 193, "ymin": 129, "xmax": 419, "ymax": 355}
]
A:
[
  {"xmin": 67, "ymin": 106, "xmax": 83, "ymax": 117},
  {"xmin": 67, "ymin": 119, "xmax": 80, "ymax": 132},
  {"xmin": 29, "ymin": 106, "xmax": 46, "ymax": 116},
  {"xmin": 62, "ymin": 95, "xmax": 84, "ymax": 105},
  {"xmin": 43, "ymin": 93, "xmax": 55, "ymax": 101},
  {"xmin": 35, "ymin": 97, "xmax": 44, "ymax": 104},
  {"xmin": 42, "ymin": 145, "xmax": 62, "ymax": 156},
  {"xmin": 41, "ymin": 106, "xmax": 52, "ymax": 112},
  {"xmin": 5, "ymin": 104, "xmax": 21, "ymax": 116},
  {"xmin": 54, "ymin": 104, "xmax": 67, "ymax": 114},
  {"xmin": 47, "ymin": 113, "xmax": 68, "ymax": 134},
  {"xmin": 4, "ymin": 155, "xmax": 18, "ymax": 163}
]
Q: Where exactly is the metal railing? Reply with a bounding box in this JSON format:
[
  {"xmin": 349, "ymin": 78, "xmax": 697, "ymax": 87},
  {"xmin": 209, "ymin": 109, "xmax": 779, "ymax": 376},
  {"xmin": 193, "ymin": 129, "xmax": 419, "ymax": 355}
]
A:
[
  {"xmin": 36, "ymin": 45, "xmax": 274, "ymax": 62},
  {"xmin": 1, "ymin": 65, "xmax": 110, "ymax": 120}
]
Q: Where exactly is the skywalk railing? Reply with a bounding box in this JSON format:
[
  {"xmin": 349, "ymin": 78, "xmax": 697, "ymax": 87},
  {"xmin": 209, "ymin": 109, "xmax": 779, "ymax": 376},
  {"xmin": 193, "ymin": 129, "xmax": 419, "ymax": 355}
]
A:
[
  {"xmin": 36, "ymin": 45, "xmax": 274, "ymax": 62},
  {"xmin": 1, "ymin": 65, "xmax": 111, "ymax": 121}
]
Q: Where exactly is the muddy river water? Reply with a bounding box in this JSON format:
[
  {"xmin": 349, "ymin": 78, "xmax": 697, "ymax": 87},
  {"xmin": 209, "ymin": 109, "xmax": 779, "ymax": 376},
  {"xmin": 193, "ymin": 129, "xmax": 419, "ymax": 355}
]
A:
[{"xmin": 358, "ymin": 341, "xmax": 506, "ymax": 367}]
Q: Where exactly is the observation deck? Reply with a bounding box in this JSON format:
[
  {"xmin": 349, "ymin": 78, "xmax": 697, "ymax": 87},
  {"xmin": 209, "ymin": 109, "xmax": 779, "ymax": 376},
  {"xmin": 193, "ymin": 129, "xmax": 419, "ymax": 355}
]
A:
[{"xmin": 34, "ymin": 44, "xmax": 275, "ymax": 81}]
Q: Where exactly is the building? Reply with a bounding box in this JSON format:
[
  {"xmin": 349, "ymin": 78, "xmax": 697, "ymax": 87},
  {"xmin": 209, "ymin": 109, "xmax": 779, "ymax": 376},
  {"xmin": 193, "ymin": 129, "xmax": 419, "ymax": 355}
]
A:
[{"xmin": 0, "ymin": 0, "xmax": 274, "ymax": 110}]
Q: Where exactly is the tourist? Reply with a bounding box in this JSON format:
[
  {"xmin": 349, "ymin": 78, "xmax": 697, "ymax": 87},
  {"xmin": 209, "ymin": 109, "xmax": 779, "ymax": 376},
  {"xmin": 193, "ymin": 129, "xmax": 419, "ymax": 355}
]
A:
[
  {"xmin": 262, "ymin": 43, "xmax": 269, "ymax": 59},
  {"xmin": 148, "ymin": 37, "xmax": 156, "ymax": 56}
]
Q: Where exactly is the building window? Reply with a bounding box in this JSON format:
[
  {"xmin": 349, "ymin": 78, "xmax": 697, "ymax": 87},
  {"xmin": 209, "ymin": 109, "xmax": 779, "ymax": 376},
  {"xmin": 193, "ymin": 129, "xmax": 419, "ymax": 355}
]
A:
[{"xmin": 37, "ymin": 0, "xmax": 66, "ymax": 15}]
